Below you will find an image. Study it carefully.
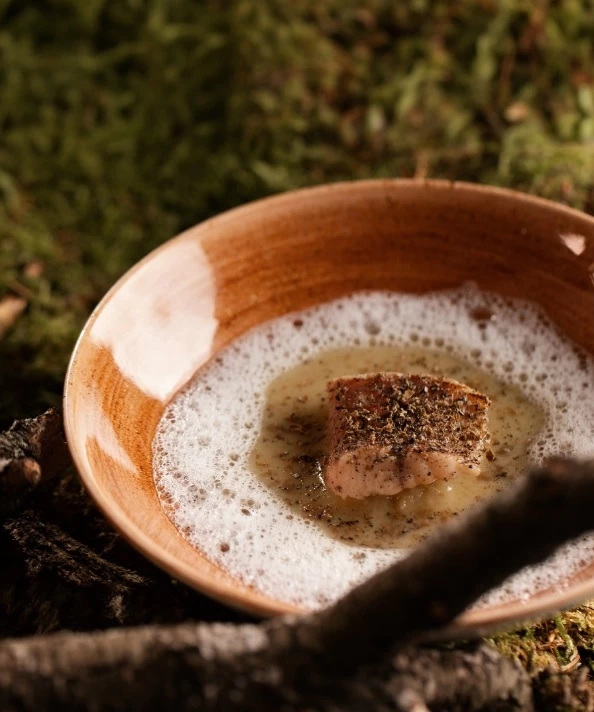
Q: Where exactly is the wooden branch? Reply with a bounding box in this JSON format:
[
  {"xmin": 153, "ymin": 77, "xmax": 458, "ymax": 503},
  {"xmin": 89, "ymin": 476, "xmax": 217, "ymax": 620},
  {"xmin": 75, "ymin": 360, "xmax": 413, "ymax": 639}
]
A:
[
  {"xmin": 534, "ymin": 666, "xmax": 594, "ymax": 711},
  {"xmin": 301, "ymin": 458, "xmax": 594, "ymax": 670},
  {"xmin": 0, "ymin": 458, "xmax": 593, "ymax": 710},
  {"xmin": 0, "ymin": 628, "xmax": 531, "ymax": 712},
  {"xmin": 1, "ymin": 414, "xmax": 593, "ymax": 710}
]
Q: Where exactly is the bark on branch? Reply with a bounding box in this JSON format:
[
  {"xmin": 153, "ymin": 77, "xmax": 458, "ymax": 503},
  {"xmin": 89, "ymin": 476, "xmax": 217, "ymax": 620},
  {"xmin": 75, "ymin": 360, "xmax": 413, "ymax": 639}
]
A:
[
  {"xmin": 303, "ymin": 458, "xmax": 594, "ymax": 670},
  {"xmin": 0, "ymin": 511, "xmax": 231, "ymax": 636},
  {"xmin": 0, "ymin": 450, "xmax": 593, "ymax": 709},
  {"xmin": 0, "ymin": 627, "xmax": 531, "ymax": 712},
  {"xmin": 0, "ymin": 409, "xmax": 68, "ymax": 517},
  {"xmin": 1, "ymin": 413, "xmax": 594, "ymax": 710}
]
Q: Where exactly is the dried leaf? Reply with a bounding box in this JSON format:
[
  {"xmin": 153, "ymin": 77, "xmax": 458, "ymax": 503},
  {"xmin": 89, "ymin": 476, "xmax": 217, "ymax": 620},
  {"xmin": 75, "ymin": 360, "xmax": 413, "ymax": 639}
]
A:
[{"xmin": 0, "ymin": 295, "xmax": 26, "ymax": 339}]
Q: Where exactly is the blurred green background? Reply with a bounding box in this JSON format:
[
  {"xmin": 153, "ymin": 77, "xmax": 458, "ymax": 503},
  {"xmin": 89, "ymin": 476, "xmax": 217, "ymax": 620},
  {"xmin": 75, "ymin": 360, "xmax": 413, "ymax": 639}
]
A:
[{"xmin": 1, "ymin": 0, "xmax": 594, "ymax": 426}]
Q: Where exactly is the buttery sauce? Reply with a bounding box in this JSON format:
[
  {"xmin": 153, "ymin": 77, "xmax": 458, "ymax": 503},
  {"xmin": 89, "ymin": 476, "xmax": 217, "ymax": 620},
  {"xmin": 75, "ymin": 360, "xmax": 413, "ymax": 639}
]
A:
[
  {"xmin": 250, "ymin": 346, "xmax": 545, "ymax": 549},
  {"xmin": 153, "ymin": 288, "xmax": 594, "ymax": 608}
]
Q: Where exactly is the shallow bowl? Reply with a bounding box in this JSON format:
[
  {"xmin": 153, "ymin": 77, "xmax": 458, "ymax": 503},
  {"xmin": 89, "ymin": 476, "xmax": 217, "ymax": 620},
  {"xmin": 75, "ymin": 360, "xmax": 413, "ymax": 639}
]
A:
[{"xmin": 64, "ymin": 180, "xmax": 594, "ymax": 635}]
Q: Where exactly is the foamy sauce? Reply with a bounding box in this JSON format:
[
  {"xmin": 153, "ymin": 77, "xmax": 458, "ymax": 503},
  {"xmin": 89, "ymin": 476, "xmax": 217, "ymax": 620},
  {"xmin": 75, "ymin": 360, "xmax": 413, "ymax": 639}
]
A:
[{"xmin": 153, "ymin": 287, "xmax": 594, "ymax": 609}]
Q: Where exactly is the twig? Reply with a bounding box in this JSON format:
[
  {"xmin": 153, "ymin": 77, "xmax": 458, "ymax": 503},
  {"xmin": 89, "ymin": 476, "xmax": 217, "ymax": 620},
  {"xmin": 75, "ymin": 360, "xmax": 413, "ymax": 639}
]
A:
[{"xmin": 301, "ymin": 458, "xmax": 594, "ymax": 671}]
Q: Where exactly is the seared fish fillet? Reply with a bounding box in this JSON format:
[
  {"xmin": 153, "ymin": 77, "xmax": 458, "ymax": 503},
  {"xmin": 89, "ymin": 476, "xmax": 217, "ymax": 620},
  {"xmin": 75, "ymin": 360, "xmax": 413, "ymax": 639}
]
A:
[{"xmin": 325, "ymin": 372, "xmax": 490, "ymax": 499}]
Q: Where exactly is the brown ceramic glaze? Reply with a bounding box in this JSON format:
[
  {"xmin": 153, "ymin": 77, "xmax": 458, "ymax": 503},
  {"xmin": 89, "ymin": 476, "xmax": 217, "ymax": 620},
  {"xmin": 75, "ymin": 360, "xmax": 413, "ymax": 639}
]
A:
[{"xmin": 64, "ymin": 180, "xmax": 594, "ymax": 635}]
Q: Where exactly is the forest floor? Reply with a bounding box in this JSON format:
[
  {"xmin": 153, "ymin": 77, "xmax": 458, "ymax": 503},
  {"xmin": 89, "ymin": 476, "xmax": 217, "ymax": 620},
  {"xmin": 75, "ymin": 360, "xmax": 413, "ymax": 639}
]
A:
[{"xmin": 2, "ymin": 0, "xmax": 594, "ymax": 692}]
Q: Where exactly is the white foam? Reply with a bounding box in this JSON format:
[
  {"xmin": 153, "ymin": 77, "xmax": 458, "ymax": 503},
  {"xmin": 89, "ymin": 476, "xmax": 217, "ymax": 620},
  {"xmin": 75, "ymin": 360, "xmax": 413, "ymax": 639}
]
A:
[{"xmin": 153, "ymin": 286, "xmax": 594, "ymax": 609}]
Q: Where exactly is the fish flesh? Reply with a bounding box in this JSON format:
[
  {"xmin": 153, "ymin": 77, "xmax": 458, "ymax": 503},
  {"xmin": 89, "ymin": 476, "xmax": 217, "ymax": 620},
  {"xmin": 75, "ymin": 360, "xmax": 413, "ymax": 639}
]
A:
[{"xmin": 325, "ymin": 372, "xmax": 490, "ymax": 499}]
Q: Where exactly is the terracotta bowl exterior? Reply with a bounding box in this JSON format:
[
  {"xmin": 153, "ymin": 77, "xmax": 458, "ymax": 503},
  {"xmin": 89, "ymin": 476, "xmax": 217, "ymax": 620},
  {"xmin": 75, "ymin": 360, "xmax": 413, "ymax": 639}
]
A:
[{"xmin": 64, "ymin": 180, "xmax": 594, "ymax": 635}]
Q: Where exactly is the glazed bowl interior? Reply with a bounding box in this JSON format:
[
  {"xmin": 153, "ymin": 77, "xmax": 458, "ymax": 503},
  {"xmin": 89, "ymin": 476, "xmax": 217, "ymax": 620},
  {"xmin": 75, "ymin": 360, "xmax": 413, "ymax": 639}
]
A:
[{"xmin": 64, "ymin": 180, "xmax": 594, "ymax": 635}]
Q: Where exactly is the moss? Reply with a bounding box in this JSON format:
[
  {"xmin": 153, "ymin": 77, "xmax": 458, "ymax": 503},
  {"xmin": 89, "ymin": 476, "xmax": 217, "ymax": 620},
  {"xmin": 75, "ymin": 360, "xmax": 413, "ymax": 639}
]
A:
[
  {"xmin": 2, "ymin": 0, "xmax": 594, "ymax": 679},
  {"xmin": 491, "ymin": 605, "xmax": 594, "ymax": 674},
  {"xmin": 2, "ymin": 0, "xmax": 594, "ymax": 423}
]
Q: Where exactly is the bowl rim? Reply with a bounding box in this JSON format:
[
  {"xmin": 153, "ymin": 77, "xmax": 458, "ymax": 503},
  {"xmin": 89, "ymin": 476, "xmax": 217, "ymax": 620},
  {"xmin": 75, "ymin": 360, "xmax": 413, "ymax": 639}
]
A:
[{"xmin": 63, "ymin": 178, "xmax": 594, "ymax": 630}]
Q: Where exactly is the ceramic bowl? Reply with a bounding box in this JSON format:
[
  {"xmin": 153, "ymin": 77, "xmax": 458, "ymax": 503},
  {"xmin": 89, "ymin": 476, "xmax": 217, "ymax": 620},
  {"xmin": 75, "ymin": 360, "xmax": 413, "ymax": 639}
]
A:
[{"xmin": 64, "ymin": 179, "xmax": 594, "ymax": 634}]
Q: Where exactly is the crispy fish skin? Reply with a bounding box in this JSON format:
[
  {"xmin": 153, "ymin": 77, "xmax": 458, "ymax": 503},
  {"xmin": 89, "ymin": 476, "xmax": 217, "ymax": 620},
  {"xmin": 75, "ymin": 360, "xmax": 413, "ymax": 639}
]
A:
[{"xmin": 325, "ymin": 372, "xmax": 490, "ymax": 499}]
